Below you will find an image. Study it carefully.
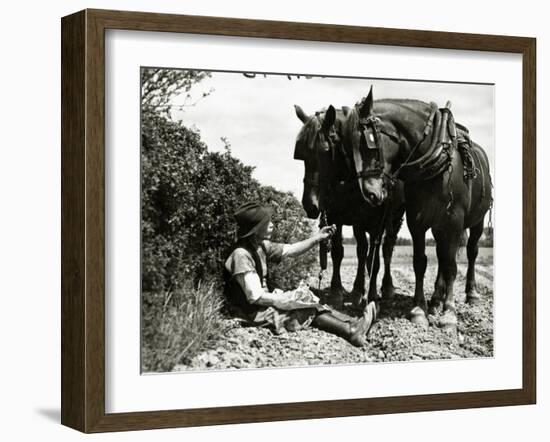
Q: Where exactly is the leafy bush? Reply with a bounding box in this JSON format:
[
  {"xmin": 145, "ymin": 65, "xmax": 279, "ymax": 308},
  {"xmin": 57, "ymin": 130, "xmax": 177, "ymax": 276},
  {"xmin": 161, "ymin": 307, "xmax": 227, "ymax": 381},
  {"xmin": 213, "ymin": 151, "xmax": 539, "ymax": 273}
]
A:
[
  {"xmin": 141, "ymin": 105, "xmax": 317, "ymax": 372},
  {"xmin": 142, "ymin": 110, "xmax": 317, "ymax": 292},
  {"xmin": 142, "ymin": 111, "xmax": 258, "ymax": 290}
]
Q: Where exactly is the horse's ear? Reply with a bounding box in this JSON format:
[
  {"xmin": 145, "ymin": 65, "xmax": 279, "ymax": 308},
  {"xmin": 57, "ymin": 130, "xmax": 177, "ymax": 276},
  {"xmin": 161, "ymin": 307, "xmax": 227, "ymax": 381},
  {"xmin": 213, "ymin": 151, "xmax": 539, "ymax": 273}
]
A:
[
  {"xmin": 323, "ymin": 105, "xmax": 336, "ymax": 128},
  {"xmin": 359, "ymin": 86, "xmax": 374, "ymax": 117},
  {"xmin": 342, "ymin": 106, "xmax": 350, "ymax": 117},
  {"xmin": 294, "ymin": 104, "xmax": 309, "ymax": 123}
]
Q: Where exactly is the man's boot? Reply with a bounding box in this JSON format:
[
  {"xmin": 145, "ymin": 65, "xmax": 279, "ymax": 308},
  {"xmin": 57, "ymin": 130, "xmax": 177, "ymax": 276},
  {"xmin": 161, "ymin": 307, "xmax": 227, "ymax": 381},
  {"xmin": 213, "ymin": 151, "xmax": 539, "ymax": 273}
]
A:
[{"xmin": 312, "ymin": 302, "xmax": 377, "ymax": 347}]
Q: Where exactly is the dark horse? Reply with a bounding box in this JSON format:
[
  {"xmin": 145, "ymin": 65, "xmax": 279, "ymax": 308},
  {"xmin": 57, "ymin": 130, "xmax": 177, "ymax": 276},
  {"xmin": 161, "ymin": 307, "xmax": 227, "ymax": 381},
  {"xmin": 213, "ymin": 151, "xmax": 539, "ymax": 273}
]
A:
[
  {"xmin": 344, "ymin": 87, "xmax": 493, "ymax": 330},
  {"xmin": 294, "ymin": 104, "xmax": 405, "ymax": 306}
]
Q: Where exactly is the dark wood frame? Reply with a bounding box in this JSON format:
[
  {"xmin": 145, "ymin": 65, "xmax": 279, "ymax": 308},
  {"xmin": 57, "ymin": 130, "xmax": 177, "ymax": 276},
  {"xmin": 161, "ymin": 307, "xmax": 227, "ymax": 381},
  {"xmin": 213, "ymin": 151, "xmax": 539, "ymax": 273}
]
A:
[{"xmin": 61, "ymin": 8, "xmax": 536, "ymax": 433}]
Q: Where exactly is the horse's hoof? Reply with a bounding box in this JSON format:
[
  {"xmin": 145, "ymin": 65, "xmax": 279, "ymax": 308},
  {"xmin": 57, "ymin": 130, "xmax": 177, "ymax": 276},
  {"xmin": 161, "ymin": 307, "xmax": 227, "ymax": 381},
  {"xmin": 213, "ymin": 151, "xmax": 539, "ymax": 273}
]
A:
[
  {"xmin": 409, "ymin": 307, "xmax": 429, "ymax": 330},
  {"xmin": 466, "ymin": 291, "xmax": 482, "ymax": 306},
  {"xmin": 428, "ymin": 297, "xmax": 443, "ymax": 315},
  {"xmin": 438, "ymin": 311, "xmax": 458, "ymax": 332}
]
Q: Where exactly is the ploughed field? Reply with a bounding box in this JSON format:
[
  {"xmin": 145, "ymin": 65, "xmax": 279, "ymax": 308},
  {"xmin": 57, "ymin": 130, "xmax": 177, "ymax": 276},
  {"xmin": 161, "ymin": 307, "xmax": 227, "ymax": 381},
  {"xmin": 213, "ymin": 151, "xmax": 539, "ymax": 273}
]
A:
[{"xmin": 174, "ymin": 245, "xmax": 493, "ymax": 371}]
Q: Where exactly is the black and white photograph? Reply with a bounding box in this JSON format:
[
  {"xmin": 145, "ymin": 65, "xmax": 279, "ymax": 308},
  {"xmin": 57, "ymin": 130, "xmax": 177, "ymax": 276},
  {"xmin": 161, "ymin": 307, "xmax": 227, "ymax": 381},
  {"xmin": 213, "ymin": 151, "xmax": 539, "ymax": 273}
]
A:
[
  {"xmin": 140, "ymin": 68, "xmax": 494, "ymax": 373},
  {"xmin": 2, "ymin": 0, "xmax": 545, "ymax": 438}
]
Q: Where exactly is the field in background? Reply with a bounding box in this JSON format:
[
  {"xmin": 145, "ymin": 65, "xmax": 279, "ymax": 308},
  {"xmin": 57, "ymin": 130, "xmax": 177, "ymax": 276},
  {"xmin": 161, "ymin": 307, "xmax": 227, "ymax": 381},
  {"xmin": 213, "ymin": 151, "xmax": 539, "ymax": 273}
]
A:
[{"xmin": 341, "ymin": 245, "xmax": 493, "ymax": 266}]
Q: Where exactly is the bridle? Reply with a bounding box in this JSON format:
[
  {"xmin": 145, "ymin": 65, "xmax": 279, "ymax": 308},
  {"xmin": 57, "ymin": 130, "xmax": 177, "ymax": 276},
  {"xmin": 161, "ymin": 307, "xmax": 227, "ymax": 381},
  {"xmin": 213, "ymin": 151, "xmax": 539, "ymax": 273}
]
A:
[
  {"xmin": 352, "ymin": 102, "xmax": 444, "ymax": 191},
  {"xmin": 301, "ymin": 114, "xmax": 347, "ymax": 208},
  {"xmin": 356, "ymin": 115, "xmax": 385, "ymax": 177},
  {"xmin": 353, "ymin": 114, "xmax": 400, "ymax": 194}
]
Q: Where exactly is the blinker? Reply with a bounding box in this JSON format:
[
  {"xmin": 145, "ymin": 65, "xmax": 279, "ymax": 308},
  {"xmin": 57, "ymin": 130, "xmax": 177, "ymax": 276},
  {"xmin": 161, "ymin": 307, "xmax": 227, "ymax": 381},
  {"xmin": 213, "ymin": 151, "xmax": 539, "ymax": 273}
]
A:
[
  {"xmin": 356, "ymin": 116, "xmax": 385, "ymax": 177},
  {"xmin": 293, "ymin": 139, "xmax": 309, "ymax": 160},
  {"xmin": 362, "ymin": 127, "xmax": 378, "ymax": 150}
]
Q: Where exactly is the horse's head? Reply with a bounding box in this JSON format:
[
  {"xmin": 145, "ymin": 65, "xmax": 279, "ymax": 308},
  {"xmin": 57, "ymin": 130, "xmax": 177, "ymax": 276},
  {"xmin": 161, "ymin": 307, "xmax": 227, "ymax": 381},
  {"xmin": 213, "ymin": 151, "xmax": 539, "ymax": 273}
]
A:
[
  {"xmin": 344, "ymin": 86, "xmax": 400, "ymax": 207},
  {"xmin": 294, "ymin": 105, "xmax": 342, "ymax": 219}
]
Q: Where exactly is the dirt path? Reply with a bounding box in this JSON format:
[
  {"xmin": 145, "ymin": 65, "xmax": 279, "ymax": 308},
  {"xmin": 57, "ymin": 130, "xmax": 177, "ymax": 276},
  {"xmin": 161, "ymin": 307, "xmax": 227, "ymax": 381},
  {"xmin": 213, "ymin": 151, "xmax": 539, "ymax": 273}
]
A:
[{"xmin": 174, "ymin": 260, "xmax": 493, "ymax": 372}]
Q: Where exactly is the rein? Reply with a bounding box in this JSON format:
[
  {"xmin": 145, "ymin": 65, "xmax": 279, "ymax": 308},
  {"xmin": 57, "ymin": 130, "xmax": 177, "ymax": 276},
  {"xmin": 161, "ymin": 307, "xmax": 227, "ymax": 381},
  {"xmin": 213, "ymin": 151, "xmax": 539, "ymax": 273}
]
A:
[{"xmin": 318, "ymin": 209, "xmax": 331, "ymax": 291}]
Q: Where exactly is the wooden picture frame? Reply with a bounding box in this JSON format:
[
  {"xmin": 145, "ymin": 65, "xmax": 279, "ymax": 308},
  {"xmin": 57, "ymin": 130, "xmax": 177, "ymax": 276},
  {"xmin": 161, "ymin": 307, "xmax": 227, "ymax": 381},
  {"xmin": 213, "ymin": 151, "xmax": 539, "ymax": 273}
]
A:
[{"xmin": 61, "ymin": 8, "xmax": 536, "ymax": 433}]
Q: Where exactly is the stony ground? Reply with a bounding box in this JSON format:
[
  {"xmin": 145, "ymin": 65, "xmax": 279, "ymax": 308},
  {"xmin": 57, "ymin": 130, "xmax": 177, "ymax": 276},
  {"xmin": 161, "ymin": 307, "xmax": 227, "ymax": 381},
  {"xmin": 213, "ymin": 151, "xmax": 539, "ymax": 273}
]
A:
[{"xmin": 173, "ymin": 247, "xmax": 493, "ymax": 372}]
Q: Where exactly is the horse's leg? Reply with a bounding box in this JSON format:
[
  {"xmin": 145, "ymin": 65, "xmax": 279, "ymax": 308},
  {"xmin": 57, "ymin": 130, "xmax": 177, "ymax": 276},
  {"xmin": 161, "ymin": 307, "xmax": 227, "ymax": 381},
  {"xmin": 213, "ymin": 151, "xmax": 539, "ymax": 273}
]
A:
[
  {"xmin": 409, "ymin": 227, "xmax": 429, "ymax": 329},
  {"xmin": 329, "ymin": 224, "xmax": 346, "ymax": 297},
  {"xmin": 465, "ymin": 218, "xmax": 485, "ymax": 305},
  {"xmin": 428, "ymin": 237, "xmax": 446, "ymax": 315},
  {"xmin": 365, "ymin": 232, "xmax": 381, "ymax": 305},
  {"xmin": 438, "ymin": 230, "xmax": 462, "ymax": 332},
  {"xmin": 381, "ymin": 210, "xmax": 403, "ymax": 300},
  {"xmin": 350, "ymin": 225, "xmax": 368, "ymax": 306},
  {"xmin": 381, "ymin": 234, "xmax": 396, "ymax": 300}
]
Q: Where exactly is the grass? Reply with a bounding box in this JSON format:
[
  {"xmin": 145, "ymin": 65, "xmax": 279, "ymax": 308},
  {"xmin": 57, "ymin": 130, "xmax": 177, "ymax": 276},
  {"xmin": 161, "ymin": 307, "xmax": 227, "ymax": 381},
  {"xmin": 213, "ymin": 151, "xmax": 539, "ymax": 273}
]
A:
[{"xmin": 141, "ymin": 281, "xmax": 228, "ymax": 373}]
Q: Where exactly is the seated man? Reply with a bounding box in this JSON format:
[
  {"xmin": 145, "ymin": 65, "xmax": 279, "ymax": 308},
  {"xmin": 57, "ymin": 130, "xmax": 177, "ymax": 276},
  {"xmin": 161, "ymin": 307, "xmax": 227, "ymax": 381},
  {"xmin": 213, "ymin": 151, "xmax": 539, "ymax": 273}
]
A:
[{"xmin": 223, "ymin": 201, "xmax": 377, "ymax": 347}]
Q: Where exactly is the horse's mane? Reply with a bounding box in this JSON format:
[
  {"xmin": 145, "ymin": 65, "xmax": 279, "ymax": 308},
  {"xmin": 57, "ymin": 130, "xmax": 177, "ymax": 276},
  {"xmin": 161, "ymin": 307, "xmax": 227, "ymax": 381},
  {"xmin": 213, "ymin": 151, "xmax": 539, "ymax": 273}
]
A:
[
  {"xmin": 295, "ymin": 115, "xmax": 319, "ymax": 146},
  {"xmin": 347, "ymin": 98, "xmax": 434, "ymax": 145},
  {"xmin": 375, "ymin": 99, "xmax": 432, "ymax": 117},
  {"xmin": 354, "ymin": 96, "xmax": 432, "ymax": 115},
  {"xmin": 295, "ymin": 108, "xmax": 346, "ymax": 156},
  {"xmin": 375, "ymin": 98, "xmax": 429, "ymax": 107},
  {"xmin": 295, "ymin": 107, "xmax": 355, "ymax": 185}
]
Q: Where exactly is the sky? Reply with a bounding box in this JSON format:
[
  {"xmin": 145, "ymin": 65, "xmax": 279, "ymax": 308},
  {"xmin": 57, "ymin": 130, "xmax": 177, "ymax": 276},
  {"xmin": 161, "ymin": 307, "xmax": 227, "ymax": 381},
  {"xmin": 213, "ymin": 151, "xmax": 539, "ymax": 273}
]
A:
[{"xmin": 169, "ymin": 71, "xmax": 494, "ymax": 237}]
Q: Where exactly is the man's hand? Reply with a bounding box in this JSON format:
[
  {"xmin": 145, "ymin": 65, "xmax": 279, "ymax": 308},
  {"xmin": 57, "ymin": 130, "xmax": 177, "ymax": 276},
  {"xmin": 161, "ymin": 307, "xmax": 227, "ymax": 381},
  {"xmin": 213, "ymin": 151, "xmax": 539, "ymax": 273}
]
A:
[
  {"xmin": 318, "ymin": 224, "xmax": 337, "ymax": 241},
  {"xmin": 281, "ymin": 224, "xmax": 337, "ymax": 259}
]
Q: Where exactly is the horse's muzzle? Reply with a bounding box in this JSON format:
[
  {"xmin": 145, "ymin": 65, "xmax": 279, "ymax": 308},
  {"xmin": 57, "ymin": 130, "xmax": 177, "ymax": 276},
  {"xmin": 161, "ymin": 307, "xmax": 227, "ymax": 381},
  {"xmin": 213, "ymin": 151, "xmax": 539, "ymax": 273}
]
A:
[{"xmin": 361, "ymin": 184, "xmax": 387, "ymax": 207}]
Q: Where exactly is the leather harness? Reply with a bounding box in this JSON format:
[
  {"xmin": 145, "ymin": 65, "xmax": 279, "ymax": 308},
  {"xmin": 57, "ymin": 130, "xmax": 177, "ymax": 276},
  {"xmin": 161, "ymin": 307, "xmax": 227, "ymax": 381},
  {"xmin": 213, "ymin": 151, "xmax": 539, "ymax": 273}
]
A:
[{"xmin": 354, "ymin": 102, "xmax": 457, "ymax": 185}]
